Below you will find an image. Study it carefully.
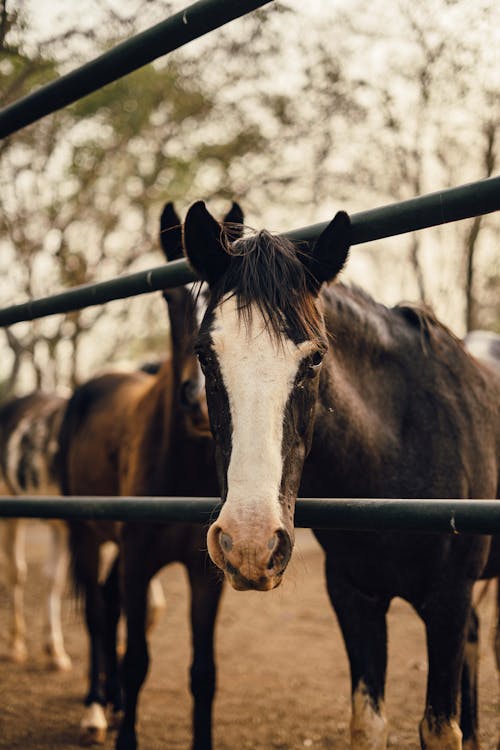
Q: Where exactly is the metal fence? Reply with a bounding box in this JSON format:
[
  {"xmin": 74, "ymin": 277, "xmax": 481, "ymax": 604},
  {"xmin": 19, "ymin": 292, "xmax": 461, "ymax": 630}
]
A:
[{"xmin": 0, "ymin": 0, "xmax": 498, "ymax": 528}]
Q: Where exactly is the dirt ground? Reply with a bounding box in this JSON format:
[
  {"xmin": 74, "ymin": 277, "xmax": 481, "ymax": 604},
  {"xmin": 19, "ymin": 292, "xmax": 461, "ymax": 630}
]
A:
[{"xmin": 0, "ymin": 522, "xmax": 499, "ymax": 750}]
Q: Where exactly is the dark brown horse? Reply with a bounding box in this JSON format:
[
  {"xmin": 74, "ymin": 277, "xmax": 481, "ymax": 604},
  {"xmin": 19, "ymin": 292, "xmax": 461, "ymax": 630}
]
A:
[
  {"xmin": 182, "ymin": 201, "xmax": 500, "ymax": 750},
  {"xmin": 463, "ymin": 330, "xmax": 500, "ymax": 747},
  {"xmin": 58, "ymin": 202, "xmax": 243, "ymax": 749},
  {"xmin": 0, "ymin": 392, "xmax": 72, "ymax": 670}
]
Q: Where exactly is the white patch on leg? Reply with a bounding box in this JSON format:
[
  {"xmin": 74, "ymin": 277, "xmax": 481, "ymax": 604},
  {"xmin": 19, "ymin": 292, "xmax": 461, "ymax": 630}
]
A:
[
  {"xmin": 80, "ymin": 703, "xmax": 107, "ymax": 745},
  {"xmin": 4, "ymin": 519, "xmax": 28, "ymax": 662},
  {"xmin": 350, "ymin": 680, "xmax": 388, "ymax": 750},
  {"xmin": 146, "ymin": 574, "xmax": 166, "ymax": 634},
  {"xmin": 419, "ymin": 715, "xmax": 462, "ymax": 749},
  {"xmin": 45, "ymin": 521, "xmax": 72, "ymax": 670},
  {"xmin": 98, "ymin": 541, "xmax": 119, "ymax": 585}
]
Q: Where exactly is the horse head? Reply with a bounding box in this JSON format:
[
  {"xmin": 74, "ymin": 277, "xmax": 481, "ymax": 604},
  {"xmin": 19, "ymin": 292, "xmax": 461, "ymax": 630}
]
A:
[{"xmin": 183, "ymin": 202, "xmax": 351, "ymax": 590}]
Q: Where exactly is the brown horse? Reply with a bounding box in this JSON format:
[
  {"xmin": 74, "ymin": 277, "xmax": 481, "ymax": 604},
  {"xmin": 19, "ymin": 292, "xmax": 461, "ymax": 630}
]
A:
[
  {"xmin": 0, "ymin": 392, "xmax": 72, "ymax": 670},
  {"xmin": 182, "ymin": 201, "xmax": 500, "ymax": 750},
  {"xmin": 58, "ymin": 201, "xmax": 243, "ymax": 749}
]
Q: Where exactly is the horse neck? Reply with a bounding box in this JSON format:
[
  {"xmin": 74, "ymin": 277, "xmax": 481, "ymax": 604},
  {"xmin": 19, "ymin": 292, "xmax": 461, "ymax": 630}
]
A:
[
  {"xmin": 306, "ymin": 285, "xmax": 401, "ymax": 493},
  {"xmin": 165, "ymin": 286, "xmax": 199, "ymax": 385}
]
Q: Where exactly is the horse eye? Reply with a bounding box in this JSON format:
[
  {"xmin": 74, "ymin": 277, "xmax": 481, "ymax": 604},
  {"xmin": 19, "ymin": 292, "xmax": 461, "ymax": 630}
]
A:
[
  {"xmin": 303, "ymin": 350, "xmax": 324, "ymax": 379},
  {"xmin": 310, "ymin": 350, "xmax": 324, "ymax": 368}
]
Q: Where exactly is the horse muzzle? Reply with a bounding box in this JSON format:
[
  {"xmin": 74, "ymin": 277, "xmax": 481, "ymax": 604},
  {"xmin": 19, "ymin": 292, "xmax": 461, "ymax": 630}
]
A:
[{"xmin": 207, "ymin": 521, "xmax": 293, "ymax": 591}]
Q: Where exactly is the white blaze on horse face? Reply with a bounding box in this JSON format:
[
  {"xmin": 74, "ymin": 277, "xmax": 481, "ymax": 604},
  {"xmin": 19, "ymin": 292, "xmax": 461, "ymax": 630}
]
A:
[{"xmin": 211, "ymin": 295, "xmax": 315, "ymax": 536}]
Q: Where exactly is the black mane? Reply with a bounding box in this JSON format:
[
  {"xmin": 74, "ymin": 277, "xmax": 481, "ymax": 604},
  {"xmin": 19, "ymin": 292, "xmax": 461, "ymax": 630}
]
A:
[{"xmin": 212, "ymin": 230, "xmax": 323, "ymax": 343}]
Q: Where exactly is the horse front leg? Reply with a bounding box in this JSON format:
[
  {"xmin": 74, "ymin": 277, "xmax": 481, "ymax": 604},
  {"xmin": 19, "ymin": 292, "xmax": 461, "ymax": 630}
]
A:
[
  {"xmin": 188, "ymin": 562, "xmax": 224, "ymax": 750},
  {"xmin": 459, "ymin": 607, "xmax": 479, "ymax": 750},
  {"xmin": 419, "ymin": 580, "xmax": 475, "ymax": 750},
  {"xmin": 324, "ymin": 554, "xmax": 389, "ymax": 750},
  {"xmin": 80, "ymin": 577, "xmax": 109, "ymax": 745},
  {"xmin": 102, "ymin": 558, "xmax": 123, "ymax": 727},
  {"xmin": 115, "ymin": 568, "xmax": 149, "ymax": 750},
  {"xmin": 4, "ymin": 518, "xmax": 28, "ymax": 663},
  {"xmin": 493, "ymin": 579, "xmax": 500, "ymax": 750},
  {"xmin": 44, "ymin": 521, "xmax": 72, "ymax": 670}
]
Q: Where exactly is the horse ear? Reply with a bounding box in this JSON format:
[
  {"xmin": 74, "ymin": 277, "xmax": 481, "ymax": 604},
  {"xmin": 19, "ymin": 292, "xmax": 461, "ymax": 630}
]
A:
[
  {"xmin": 160, "ymin": 202, "xmax": 183, "ymax": 261},
  {"xmin": 305, "ymin": 211, "xmax": 351, "ymax": 290},
  {"xmin": 223, "ymin": 201, "xmax": 244, "ymax": 241},
  {"xmin": 183, "ymin": 201, "xmax": 230, "ymax": 285}
]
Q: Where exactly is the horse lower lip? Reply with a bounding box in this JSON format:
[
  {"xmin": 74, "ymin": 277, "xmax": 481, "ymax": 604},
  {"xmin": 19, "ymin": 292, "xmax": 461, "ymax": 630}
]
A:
[{"xmin": 226, "ymin": 570, "xmax": 281, "ymax": 592}]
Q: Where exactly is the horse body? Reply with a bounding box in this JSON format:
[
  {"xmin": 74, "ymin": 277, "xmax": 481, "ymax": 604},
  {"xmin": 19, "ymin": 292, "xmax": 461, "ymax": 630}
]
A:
[
  {"xmin": 60, "ymin": 350, "xmax": 220, "ymax": 747},
  {"xmin": 464, "ymin": 330, "xmax": 500, "ymax": 373},
  {"xmin": 0, "ymin": 391, "xmax": 71, "ymax": 669},
  {"xmin": 183, "ymin": 202, "xmax": 500, "ymax": 750},
  {"xmin": 59, "ymin": 202, "xmax": 242, "ymax": 749}
]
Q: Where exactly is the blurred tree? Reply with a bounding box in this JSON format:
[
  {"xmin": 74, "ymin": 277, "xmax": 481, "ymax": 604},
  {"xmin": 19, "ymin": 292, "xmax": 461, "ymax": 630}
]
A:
[
  {"xmin": 0, "ymin": 1, "xmax": 300, "ymax": 393},
  {"xmin": 308, "ymin": 0, "xmax": 500, "ymax": 330},
  {"xmin": 2, "ymin": 0, "xmax": 499, "ymax": 401}
]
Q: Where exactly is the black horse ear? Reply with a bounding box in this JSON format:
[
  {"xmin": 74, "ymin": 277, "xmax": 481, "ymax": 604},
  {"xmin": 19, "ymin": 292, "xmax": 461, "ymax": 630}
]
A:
[
  {"xmin": 305, "ymin": 211, "xmax": 351, "ymax": 291},
  {"xmin": 160, "ymin": 202, "xmax": 183, "ymax": 261},
  {"xmin": 222, "ymin": 201, "xmax": 244, "ymax": 241},
  {"xmin": 183, "ymin": 201, "xmax": 231, "ymax": 285}
]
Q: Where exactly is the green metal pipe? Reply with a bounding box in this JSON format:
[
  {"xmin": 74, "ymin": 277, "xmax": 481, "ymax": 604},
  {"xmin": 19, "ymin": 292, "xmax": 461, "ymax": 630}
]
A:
[
  {"xmin": 0, "ymin": 496, "xmax": 498, "ymax": 534},
  {"xmin": 0, "ymin": 175, "xmax": 499, "ymax": 328},
  {"xmin": 0, "ymin": 0, "xmax": 272, "ymax": 139}
]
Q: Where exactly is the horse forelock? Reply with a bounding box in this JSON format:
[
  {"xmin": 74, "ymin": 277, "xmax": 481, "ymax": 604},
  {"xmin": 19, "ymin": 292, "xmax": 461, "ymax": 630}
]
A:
[{"xmin": 211, "ymin": 230, "xmax": 323, "ymax": 345}]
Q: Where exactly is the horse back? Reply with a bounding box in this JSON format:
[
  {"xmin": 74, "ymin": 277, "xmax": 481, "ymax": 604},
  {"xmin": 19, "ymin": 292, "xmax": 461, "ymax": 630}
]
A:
[
  {"xmin": 58, "ymin": 370, "xmax": 158, "ymax": 498},
  {"xmin": 0, "ymin": 392, "xmax": 67, "ymax": 495}
]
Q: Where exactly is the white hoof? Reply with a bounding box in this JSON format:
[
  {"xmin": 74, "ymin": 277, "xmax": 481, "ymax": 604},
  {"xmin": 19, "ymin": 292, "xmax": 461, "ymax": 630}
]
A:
[
  {"xmin": 79, "ymin": 726, "xmax": 107, "ymax": 746},
  {"xmin": 52, "ymin": 651, "xmax": 72, "ymax": 671},
  {"xmin": 80, "ymin": 703, "xmax": 107, "ymax": 746},
  {"xmin": 45, "ymin": 643, "xmax": 72, "ymax": 670}
]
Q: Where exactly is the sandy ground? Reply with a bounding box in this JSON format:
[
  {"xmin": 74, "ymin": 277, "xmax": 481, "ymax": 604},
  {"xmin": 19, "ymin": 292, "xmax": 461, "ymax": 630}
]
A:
[{"xmin": 0, "ymin": 521, "xmax": 499, "ymax": 750}]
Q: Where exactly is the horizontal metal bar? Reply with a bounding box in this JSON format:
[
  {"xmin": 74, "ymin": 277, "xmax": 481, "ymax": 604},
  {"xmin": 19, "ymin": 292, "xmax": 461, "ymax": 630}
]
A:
[
  {"xmin": 1, "ymin": 175, "xmax": 499, "ymax": 328},
  {"xmin": 0, "ymin": 496, "xmax": 498, "ymax": 534},
  {"xmin": 0, "ymin": 0, "xmax": 272, "ymax": 139},
  {"xmin": 287, "ymin": 174, "xmax": 500, "ymax": 246},
  {"xmin": 0, "ymin": 258, "xmax": 195, "ymax": 326}
]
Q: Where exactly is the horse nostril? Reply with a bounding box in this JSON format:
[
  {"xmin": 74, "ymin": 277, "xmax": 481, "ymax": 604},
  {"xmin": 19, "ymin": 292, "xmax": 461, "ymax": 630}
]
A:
[
  {"xmin": 267, "ymin": 530, "xmax": 292, "ymax": 571},
  {"xmin": 220, "ymin": 531, "xmax": 233, "ymax": 554},
  {"xmin": 267, "ymin": 535, "xmax": 278, "ymax": 551}
]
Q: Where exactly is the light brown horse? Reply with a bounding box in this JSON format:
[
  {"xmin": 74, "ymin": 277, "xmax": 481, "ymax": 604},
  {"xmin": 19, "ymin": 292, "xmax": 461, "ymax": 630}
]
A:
[
  {"xmin": 182, "ymin": 201, "xmax": 500, "ymax": 750},
  {"xmin": 0, "ymin": 392, "xmax": 72, "ymax": 670},
  {"xmin": 58, "ymin": 202, "xmax": 243, "ymax": 749}
]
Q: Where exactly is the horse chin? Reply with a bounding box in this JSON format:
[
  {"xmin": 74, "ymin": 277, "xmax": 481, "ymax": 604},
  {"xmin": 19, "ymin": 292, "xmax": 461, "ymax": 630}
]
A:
[{"xmin": 224, "ymin": 569, "xmax": 283, "ymax": 592}]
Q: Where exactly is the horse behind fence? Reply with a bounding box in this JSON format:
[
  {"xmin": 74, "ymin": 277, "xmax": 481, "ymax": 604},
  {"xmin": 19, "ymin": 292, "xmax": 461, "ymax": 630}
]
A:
[
  {"xmin": 0, "ymin": 392, "xmax": 71, "ymax": 670},
  {"xmin": 182, "ymin": 201, "xmax": 500, "ymax": 750},
  {"xmin": 57, "ymin": 201, "xmax": 242, "ymax": 750}
]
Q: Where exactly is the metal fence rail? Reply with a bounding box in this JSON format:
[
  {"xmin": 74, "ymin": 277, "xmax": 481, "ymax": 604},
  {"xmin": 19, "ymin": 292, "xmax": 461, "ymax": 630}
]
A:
[
  {"xmin": 0, "ymin": 0, "xmax": 272, "ymax": 139},
  {"xmin": 0, "ymin": 174, "xmax": 499, "ymax": 327},
  {"xmin": 0, "ymin": 496, "xmax": 499, "ymax": 534}
]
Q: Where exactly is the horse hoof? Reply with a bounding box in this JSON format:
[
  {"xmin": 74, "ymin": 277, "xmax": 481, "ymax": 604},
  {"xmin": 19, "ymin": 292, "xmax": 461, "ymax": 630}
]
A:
[
  {"xmin": 79, "ymin": 727, "xmax": 107, "ymax": 746},
  {"xmin": 80, "ymin": 703, "xmax": 108, "ymax": 746},
  {"xmin": 53, "ymin": 652, "xmax": 72, "ymax": 671},
  {"xmin": 108, "ymin": 709, "xmax": 124, "ymax": 731},
  {"xmin": 46, "ymin": 647, "xmax": 72, "ymax": 671},
  {"xmin": 10, "ymin": 640, "xmax": 28, "ymax": 663},
  {"xmin": 116, "ymin": 729, "xmax": 137, "ymax": 750}
]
